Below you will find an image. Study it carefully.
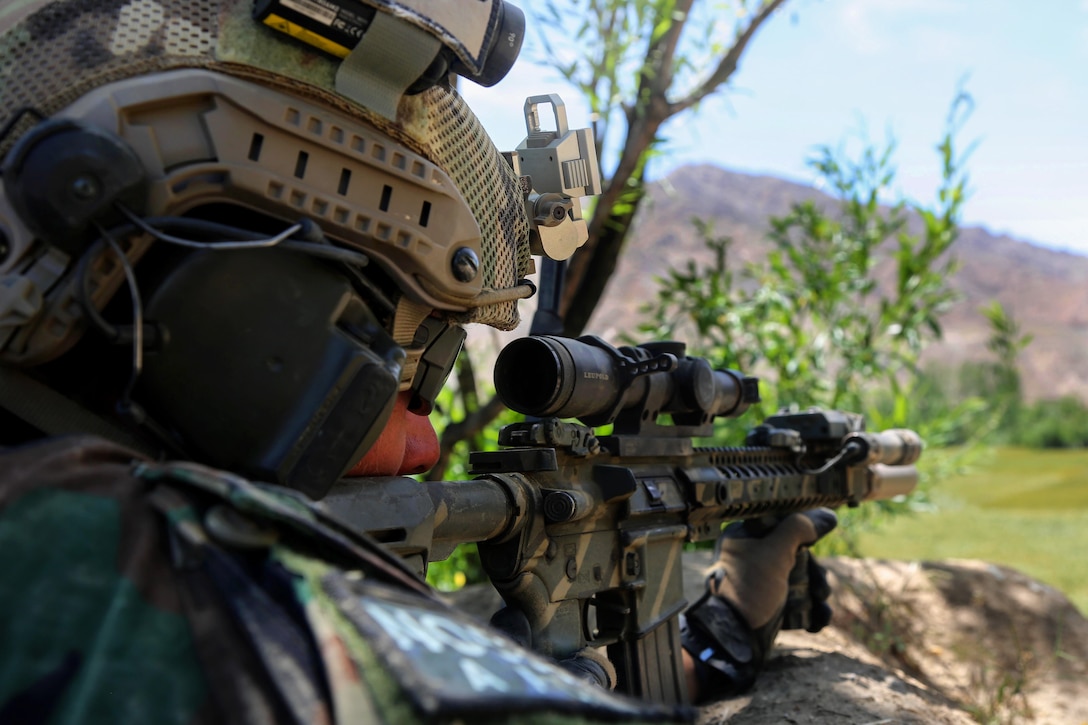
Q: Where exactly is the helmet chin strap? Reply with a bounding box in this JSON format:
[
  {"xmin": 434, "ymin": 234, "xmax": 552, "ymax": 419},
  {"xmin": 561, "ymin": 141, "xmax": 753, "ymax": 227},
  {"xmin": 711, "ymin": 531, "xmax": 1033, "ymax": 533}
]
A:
[{"xmin": 391, "ymin": 296, "xmax": 433, "ymax": 392}]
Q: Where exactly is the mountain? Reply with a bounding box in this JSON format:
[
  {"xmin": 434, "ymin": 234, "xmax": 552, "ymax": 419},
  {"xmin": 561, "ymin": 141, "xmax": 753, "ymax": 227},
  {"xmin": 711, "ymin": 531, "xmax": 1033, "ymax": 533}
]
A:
[{"xmin": 583, "ymin": 164, "xmax": 1088, "ymax": 403}]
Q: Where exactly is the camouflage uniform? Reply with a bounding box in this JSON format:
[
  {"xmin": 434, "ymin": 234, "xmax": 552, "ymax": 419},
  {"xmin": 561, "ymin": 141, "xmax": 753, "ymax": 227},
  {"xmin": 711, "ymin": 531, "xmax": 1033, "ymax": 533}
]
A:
[{"xmin": 0, "ymin": 438, "xmax": 685, "ymax": 724}]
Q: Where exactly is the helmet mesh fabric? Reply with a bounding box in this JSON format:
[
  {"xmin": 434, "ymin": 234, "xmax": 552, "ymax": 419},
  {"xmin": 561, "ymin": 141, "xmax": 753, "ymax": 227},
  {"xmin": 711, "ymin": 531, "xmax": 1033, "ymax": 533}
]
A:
[{"xmin": 422, "ymin": 87, "xmax": 531, "ymax": 329}]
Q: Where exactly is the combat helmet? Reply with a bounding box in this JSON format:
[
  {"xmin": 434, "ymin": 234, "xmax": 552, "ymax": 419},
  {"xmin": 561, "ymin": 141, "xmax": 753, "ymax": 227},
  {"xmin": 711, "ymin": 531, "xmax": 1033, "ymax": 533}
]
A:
[{"xmin": 0, "ymin": 0, "xmax": 541, "ymax": 498}]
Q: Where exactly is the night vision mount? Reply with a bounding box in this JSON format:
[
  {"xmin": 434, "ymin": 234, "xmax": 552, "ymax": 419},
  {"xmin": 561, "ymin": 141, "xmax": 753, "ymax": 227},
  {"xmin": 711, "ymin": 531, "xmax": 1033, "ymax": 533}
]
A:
[{"xmin": 508, "ymin": 95, "xmax": 602, "ymax": 262}]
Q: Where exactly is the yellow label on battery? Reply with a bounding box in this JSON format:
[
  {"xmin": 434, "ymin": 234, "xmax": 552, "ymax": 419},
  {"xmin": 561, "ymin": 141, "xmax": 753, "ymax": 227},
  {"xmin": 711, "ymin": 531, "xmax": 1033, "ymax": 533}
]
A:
[{"xmin": 261, "ymin": 13, "xmax": 350, "ymax": 59}]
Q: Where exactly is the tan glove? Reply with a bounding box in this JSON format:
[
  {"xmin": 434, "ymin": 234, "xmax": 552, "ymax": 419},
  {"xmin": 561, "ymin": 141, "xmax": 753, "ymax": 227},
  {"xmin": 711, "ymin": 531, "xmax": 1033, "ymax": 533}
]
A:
[{"xmin": 681, "ymin": 509, "xmax": 837, "ymax": 698}]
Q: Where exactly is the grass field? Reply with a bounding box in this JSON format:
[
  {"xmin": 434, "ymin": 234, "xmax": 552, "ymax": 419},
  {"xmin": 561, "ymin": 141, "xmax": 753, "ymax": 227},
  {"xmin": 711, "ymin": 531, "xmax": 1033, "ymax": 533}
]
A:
[{"xmin": 853, "ymin": 447, "xmax": 1088, "ymax": 615}]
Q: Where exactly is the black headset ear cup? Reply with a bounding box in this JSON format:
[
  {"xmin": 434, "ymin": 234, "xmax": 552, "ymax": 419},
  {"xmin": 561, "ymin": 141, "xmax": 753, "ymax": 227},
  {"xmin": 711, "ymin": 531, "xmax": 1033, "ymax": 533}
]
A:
[
  {"xmin": 1, "ymin": 119, "xmax": 148, "ymax": 255},
  {"xmin": 140, "ymin": 247, "xmax": 405, "ymax": 499}
]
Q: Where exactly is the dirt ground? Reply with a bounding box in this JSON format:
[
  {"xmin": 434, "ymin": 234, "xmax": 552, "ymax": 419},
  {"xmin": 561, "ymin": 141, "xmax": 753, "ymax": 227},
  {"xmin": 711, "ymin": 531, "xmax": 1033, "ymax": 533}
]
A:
[
  {"xmin": 690, "ymin": 554, "xmax": 1088, "ymax": 725},
  {"xmin": 450, "ymin": 553, "xmax": 1088, "ymax": 724}
]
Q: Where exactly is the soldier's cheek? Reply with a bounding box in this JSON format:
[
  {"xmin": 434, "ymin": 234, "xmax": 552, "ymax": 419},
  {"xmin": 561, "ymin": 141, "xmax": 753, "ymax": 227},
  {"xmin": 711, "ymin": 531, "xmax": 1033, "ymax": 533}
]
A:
[
  {"xmin": 344, "ymin": 392, "xmax": 439, "ymax": 477},
  {"xmin": 399, "ymin": 410, "xmax": 440, "ymax": 475},
  {"xmin": 345, "ymin": 394, "xmax": 410, "ymax": 477}
]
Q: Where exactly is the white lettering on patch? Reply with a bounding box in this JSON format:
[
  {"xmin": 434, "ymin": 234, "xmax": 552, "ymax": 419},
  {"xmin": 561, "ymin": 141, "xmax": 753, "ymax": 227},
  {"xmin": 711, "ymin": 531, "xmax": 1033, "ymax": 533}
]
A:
[{"xmin": 459, "ymin": 658, "xmax": 512, "ymax": 693}]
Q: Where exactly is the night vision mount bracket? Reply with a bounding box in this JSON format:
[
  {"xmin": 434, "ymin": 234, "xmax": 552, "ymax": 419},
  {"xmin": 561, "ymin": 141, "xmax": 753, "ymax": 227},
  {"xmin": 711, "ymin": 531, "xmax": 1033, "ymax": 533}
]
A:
[{"xmin": 508, "ymin": 95, "xmax": 602, "ymax": 262}]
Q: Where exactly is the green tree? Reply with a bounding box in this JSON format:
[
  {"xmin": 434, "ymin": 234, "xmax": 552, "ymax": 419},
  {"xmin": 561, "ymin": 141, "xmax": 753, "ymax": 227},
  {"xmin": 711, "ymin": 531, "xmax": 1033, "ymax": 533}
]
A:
[
  {"xmin": 1014, "ymin": 397, "xmax": 1088, "ymax": 448},
  {"xmin": 639, "ymin": 92, "xmax": 973, "ymax": 425},
  {"xmin": 635, "ymin": 92, "xmax": 979, "ymax": 545},
  {"xmin": 903, "ymin": 301, "xmax": 1031, "ymax": 448},
  {"xmin": 978, "ymin": 301, "xmax": 1033, "ymax": 440}
]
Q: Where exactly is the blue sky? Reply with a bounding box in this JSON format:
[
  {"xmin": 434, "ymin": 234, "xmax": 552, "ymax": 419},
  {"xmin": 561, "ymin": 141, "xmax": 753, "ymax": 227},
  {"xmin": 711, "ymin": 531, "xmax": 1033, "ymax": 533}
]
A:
[{"xmin": 463, "ymin": 0, "xmax": 1088, "ymax": 256}]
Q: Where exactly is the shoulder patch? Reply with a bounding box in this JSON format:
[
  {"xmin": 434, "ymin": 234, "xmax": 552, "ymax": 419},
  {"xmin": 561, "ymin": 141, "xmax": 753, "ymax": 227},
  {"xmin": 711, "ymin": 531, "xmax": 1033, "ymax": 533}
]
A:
[{"xmin": 322, "ymin": 572, "xmax": 684, "ymax": 722}]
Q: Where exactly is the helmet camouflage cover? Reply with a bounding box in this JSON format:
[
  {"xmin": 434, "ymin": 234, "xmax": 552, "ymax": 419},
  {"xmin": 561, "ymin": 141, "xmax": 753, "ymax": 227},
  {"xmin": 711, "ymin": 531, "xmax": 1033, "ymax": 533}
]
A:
[{"xmin": 0, "ymin": 0, "xmax": 534, "ymax": 333}]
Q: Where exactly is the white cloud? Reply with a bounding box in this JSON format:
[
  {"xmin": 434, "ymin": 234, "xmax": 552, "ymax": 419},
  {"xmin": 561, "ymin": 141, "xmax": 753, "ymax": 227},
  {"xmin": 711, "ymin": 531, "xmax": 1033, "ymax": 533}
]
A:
[{"xmin": 835, "ymin": 0, "xmax": 964, "ymax": 57}]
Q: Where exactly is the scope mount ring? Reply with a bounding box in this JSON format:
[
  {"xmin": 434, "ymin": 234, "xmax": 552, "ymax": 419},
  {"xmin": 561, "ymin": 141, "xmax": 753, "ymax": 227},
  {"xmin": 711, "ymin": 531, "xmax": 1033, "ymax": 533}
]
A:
[{"xmin": 578, "ymin": 335, "xmax": 678, "ymax": 425}]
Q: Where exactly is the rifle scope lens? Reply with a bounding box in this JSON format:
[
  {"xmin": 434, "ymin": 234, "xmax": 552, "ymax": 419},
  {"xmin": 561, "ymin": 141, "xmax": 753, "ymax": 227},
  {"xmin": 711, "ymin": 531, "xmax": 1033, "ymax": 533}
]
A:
[
  {"xmin": 494, "ymin": 336, "xmax": 622, "ymax": 419},
  {"xmin": 494, "ymin": 336, "xmax": 564, "ymax": 414}
]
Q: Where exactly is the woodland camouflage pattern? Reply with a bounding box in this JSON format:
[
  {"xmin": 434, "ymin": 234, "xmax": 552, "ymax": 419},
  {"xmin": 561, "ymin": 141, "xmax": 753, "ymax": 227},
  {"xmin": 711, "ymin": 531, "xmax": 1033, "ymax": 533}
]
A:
[
  {"xmin": 0, "ymin": 0, "xmax": 532, "ymax": 329},
  {"xmin": 0, "ymin": 438, "xmax": 681, "ymax": 724}
]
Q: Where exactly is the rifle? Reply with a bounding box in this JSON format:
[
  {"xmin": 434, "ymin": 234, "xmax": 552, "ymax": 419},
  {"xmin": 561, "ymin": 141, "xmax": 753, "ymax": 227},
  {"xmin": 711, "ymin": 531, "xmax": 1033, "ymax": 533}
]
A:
[{"xmin": 322, "ymin": 334, "xmax": 921, "ymax": 706}]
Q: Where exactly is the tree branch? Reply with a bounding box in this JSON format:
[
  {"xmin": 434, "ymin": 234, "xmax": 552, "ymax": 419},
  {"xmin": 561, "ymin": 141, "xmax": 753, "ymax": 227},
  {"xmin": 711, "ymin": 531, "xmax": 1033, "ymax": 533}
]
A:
[
  {"xmin": 559, "ymin": 0, "xmax": 790, "ymax": 336},
  {"xmin": 668, "ymin": 0, "xmax": 787, "ymax": 116},
  {"xmin": 427, "ymin": 395, "xmax": 507, "ymax": 481}
]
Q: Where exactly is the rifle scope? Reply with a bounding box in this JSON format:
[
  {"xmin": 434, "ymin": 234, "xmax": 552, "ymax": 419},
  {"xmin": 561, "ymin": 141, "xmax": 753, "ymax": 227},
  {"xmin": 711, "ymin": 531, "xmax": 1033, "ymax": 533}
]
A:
[{"xmin": 494, "ymin": 335, "xmax": 757, "ymax": 424}]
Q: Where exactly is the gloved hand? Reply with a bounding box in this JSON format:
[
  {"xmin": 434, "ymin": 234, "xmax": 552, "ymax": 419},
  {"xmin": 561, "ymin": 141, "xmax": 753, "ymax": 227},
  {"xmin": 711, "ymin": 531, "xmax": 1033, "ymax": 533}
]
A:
[
  {"xmin": 681, "ymin": 508, "xmax": 837, "ymax": 699},
  {"xmin": 557, "ymin": 647, "xmax": 616, "ymax": 690}
]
